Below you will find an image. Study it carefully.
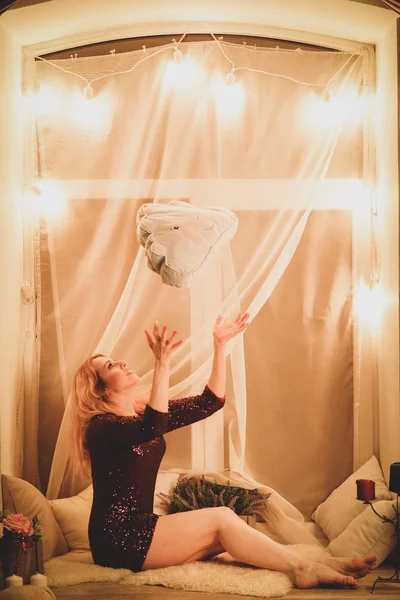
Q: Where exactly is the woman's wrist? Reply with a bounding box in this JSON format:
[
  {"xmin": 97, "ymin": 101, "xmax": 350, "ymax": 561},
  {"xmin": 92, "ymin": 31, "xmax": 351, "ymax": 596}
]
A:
[
  {"xmin": 213, "ymin": 338, "xmax": 226, "ymax": 351},
  {"xmin": 154, "ymin": 358, "xmax": 170, "ymax": 371}
]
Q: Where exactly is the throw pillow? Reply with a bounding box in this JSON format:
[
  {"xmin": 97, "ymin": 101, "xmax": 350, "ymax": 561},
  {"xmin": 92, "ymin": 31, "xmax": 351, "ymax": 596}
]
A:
[
  {"xmin": 50, "ymin": 485, "xmax": 93, "ymax": 552},
  {"xmin": 311, "ymin": 456, "xmax": 391, "ymax": 542},
  {"xmin": 1, "ymin": 474, "xmax": 68, "ymax": 562},
  {"xmin": 327, "ymin": 499, "xmax": 397, "ymax": 566},
  {"xmin": 137, "ymin": 201, "xmax": 238, "ymax": 288},
  {"xmin": 153, "ymin": 471, "xmax": 180, "ymax": 515}
]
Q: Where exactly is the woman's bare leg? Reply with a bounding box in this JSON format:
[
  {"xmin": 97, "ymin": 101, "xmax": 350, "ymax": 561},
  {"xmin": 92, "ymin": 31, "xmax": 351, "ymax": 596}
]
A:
[
  {"xmin": 142, "ymin": 507, "xmax": 227, "ymax": 569},
  {"xmin": 143, "ymin": 507, "xmax": 360, "ymax": 588},
  {"xmin": 214, "ymin": 509, "xmax": 360, "ymax": 589}
]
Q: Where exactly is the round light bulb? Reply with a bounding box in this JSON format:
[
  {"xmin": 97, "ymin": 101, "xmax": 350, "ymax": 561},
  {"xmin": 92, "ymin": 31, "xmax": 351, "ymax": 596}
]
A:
[
  {"xmin": 324, "ymin": 88, "xmax": 333, "ymax": 102},
  {"xmin": 359, "ymin": 83, "xmax": 372, "ymax": 98},
  {"xmin": 83, "ymin": 84, "xmax": 94, "ymax": 99},
  {"xmin": 226, "ymin": 71, "xmax": 236, "ymax": 85},
  {"xmin": 23, "ymin": 81, "xmax": 41, "ymax": 97},
  {"xmin": 173, "ymin": 48, "xmax": 184, "ymax": 64},
  {"xmin": 31, "ymin": 185, "xmax": 42, "ymax": 197}
]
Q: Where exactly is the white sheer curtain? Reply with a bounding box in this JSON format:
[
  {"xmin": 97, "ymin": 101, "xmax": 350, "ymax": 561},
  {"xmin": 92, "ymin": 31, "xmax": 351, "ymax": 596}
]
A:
[{"xmin": 28, "ymin": 39, "xmax": 373, "ymax": 516}]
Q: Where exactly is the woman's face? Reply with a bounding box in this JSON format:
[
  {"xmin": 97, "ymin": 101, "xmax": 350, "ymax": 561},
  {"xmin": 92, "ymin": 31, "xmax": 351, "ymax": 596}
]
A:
[{"xmin": 92, "ymin": 356, "xmax": 139, "ymax": 394}]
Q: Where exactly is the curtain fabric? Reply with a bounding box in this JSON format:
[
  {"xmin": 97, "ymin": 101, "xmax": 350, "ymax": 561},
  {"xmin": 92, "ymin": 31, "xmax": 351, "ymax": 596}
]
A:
[{"xmin": 28, "ymin": 39, "xmax": 372, "ymax": 518}]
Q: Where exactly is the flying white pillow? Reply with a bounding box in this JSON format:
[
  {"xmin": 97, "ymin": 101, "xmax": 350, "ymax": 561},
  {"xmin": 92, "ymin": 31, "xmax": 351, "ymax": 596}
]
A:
[{"xmin": 136, "ymin": 201, "xmax": 238, "ymax": 288}]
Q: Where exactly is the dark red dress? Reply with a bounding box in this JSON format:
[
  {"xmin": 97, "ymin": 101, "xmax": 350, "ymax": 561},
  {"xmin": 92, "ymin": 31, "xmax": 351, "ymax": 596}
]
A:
[{"xmin": 86, "ymin": 386, "xmax": 225, "ymax": 572}]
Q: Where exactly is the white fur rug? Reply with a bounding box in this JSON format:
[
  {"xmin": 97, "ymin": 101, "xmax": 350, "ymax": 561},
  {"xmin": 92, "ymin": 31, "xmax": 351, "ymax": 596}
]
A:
[{"xmin": 45, "ymin": 544, "xmax": 327, "ymax": 598}]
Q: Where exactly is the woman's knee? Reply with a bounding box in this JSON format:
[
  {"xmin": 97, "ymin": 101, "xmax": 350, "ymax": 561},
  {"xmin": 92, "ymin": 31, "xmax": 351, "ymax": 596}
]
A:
[
  {"xmin": 143, "ymin": 509, "xmax": 226, "ymax": 569},
  {"xmin": 213, "ymin": 506, "xmax": 240, "ymax": 527}
]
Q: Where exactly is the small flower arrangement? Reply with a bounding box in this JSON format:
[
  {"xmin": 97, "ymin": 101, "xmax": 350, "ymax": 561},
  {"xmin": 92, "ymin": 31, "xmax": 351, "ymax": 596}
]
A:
[
  {"xmin": 0, "ymin": 510, "xmax": 43, "ymax": 580},
  {"xmin": 159, "ymin": 476, "xmax": 271, "ymax": 517},
  {"xmin": 0, "ymin": 510, "xmax": 42, "ymax": 545}
]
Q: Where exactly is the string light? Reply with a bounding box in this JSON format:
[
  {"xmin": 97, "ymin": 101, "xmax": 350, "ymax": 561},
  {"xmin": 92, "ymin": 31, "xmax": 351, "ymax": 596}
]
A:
[
  {"xmin": 27, "ymin": 35, "xmax": 378, "ymax": 329},
  {"xmin": 370, "ymin": 187, "xmax": 378, "ymax": 217},
  {"xmin": 353, "ymin": 179, "xmax": 382, "ymax": 332},
  {"xmin": 354, "ymin": 278, "xmax": 384, "ymax": 332},
  {"xmin": 30, "ymin": 184, "xmax": 42, "ymax": 197},
  {"xmin": 27, "ymin": 181, "xmax": 68, "ymax": 220},
  {"xmin": 225, "ymin": 70, "xmax": 236, "ymax": 85},
  {"xmin": 173, "ymin": 47, "xmax": 184, "ymax": 64},
  {"xmin": 302, "ymin": 86, "xmax": 365, "ymax": 131},
  {"xmin": 171, "ymin": 37, "xmax": 185, "ymax": 65},
  {"xmin": 28, "ymin": 37, "xmax": 371, "ymax": 140},
  {"xmin": 213, "ymin": 76, "xmax": 245, "ymax": 117},
  {"xmin": 357, "ymin": 82, "xmax": 373, "ymax": 118},
  {"xmin": 32, "ymin": 32, "xmax": 363, "ymax": 103},
  {"xmin": 23, "ymin": 81, "xmax": 40, "ymax": 98},
  {"xmin": 71, "ymin": 89, "xmax": 113, "ymax": 131},
  {"xmin": 359, "ymin": 83, "xmax": 372, "ymax": 98},
  {"xmin": 163, "ymin": 57, "xmax": 200, "ymax": 90},
  {"xmin": 31, "ymin": 84, "xmax": 62, "ymax": 116},
  {"xmin": 82, "ymin": 84, "xmax": 94, "ymax": 100}
]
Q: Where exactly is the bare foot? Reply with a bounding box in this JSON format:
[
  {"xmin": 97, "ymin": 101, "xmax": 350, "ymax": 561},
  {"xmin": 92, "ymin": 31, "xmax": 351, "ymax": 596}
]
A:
[
  {"xmin": 319, "ymin": 554, "xmax": 377, "ymax": 579},
  {"xmin": 291, "ymin": 561, "xmax": 359, "ymax": 589}
]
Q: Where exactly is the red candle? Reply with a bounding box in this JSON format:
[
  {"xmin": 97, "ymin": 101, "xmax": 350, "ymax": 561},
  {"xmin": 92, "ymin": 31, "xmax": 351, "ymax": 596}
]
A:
[{"xmin": 356, "ymin": 479, "xmax": 376, "ymax": 501}]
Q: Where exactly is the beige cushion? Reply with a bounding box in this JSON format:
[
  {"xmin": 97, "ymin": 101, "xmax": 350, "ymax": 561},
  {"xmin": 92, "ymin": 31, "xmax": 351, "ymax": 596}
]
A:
[
  {"xmin": 328, "ymin": 499, "xmax": 397, "ymax": 566},
  {"xmin": 49, "ymin": 471, "xmax": 180, "ymax": 552},
  {"xmin": 50, "ymin": 485, "xmax": 93, "ymax": 552},
  {"xmin": 1, "ymin": 474, "xmax": 68, "ymax": 562},
  {"xmin": 311, "ymin": 456, "xmax": 391, "ymax": 542},
  {"xmin": 304, "ymin": 521, "xmax": 329, "ymax": 548},
  {"xmin": 153, "ymin": 471, "xmax": 180, "ymax": 515}
]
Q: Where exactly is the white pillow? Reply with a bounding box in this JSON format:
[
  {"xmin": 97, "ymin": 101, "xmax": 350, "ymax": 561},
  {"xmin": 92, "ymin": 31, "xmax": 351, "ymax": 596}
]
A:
[
  {"xmin": 311, "ymin": 456, "xmax": 391, "ymax": 542},
  {"xmin": 137, "ymin": 201, "xmax": 238, "ymax": 288},
  {"xmin": 153, "ymin": 471, "xmax": 180, "ymax": 515},
  {"xmin": 50, "ymin": 485, "xmax": 93, "ymax": 552},
  {"xmin": 327, "ymin": 500, "xmax": 397, "ymax": 566},
  {"xmin": 1, "ymin": 474, "xmax": 68, "ymax": 562}
]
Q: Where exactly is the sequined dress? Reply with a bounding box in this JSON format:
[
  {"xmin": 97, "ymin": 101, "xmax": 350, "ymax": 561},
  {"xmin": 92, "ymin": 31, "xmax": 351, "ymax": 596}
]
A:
[{"xmin": 86, "ymin": 386, "xmax": 225, "ymax": 572}]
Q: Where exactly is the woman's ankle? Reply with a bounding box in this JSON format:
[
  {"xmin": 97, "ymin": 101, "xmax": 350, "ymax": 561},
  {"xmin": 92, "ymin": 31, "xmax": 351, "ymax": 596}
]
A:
[{"xmin": 285, "ymin": 553, "xmax": 311, "ymax": 575}]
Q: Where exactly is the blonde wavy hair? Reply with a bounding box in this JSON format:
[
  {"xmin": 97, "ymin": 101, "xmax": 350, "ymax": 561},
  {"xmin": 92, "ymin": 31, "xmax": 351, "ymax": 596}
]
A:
[{"xmin": 70, "ymin": 354, "xmax": 147, "ymax": 475}]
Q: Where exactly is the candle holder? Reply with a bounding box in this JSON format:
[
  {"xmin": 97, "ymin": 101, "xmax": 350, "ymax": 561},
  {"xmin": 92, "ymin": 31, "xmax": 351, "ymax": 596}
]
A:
[
  {"xmin": 356, "ymin": 463, "xmax": 400, "ymax": 594},
  {"xmin": 363, "ymin": 494, "xmax": 399, "ymax": 593}
]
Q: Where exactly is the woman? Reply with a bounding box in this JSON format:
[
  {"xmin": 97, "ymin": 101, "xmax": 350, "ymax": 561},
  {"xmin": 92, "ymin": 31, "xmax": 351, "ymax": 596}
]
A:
[{"xmin": 71, "ymin": 312, "xmax": 376, "ymax": 589}]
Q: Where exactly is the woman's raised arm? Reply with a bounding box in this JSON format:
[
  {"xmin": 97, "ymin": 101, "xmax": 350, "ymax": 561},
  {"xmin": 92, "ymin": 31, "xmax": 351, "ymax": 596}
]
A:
[
  {"xmin": 207, "ymin": 313, "xmax": 250, "ymax": 398},
  {"xmin": 144, "ymin": 313, "xmax": 249, "ymax": 414},
  {"xmin": 144, "ymin": 322, "xmax": 183, "ymax": 413}
]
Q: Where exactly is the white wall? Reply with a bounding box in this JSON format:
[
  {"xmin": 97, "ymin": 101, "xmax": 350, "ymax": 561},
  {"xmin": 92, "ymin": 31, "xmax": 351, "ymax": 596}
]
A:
[
  {"xmin": 0, "ymin": 23, "xmax": 24, "ymax": 476},
  {"xmin": 2, "ymin": 0, "xmax": 395, "ymax": 49},
  {"xmin": 375, "ymin": 21, "xmax": 400, "ymax": 481}
]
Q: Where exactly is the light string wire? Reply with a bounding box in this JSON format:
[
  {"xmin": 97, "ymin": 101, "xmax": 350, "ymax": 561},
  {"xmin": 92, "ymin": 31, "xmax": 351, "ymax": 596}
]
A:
[
  {"xmin": 35, "ymin": 36, "xmax": 184, "ymax": 87},
  {"xmin": 34, "ymin": 31, "xmax": 360, "ymax": 93},
  {"xmin": 208, "ymin": 30, "xmax": 358, "ymax": 88}
]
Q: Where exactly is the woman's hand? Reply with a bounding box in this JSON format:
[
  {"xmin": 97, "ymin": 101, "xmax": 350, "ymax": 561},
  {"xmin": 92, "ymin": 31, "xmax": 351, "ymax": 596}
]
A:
[
  {"xmin": 213, "ymin": 312, "xmax": 250, "ymax": 346},
  {"xmin": 145, "ymin": 322, "xmax": 183, "ymax": 364}
]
